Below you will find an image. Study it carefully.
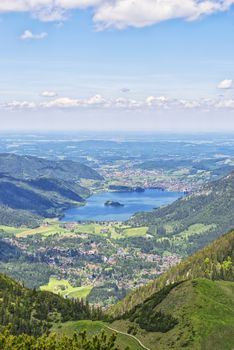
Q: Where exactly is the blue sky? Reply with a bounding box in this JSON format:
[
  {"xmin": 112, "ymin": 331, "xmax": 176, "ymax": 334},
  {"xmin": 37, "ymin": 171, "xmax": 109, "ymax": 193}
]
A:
[{"xmin": 0, "ymin": 1, "xmax": 234, "ymax": 132}]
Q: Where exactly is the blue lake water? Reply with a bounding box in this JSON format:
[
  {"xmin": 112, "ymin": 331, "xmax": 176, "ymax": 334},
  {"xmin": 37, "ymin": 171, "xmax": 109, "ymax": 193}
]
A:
[{"xmin": 62, "ymin": 189, "xmax": 183, "ymax": 222}]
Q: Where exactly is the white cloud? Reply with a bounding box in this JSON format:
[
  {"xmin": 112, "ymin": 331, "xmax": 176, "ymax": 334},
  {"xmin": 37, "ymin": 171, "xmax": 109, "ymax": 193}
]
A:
[
  {"xmin": 2, "ymin": 100, "xmax": 37, "ymax": 110},
  {"xmin": 217, "ymin": 79, "xmax": 233, "ymax": 89},
  {"xmin": 2, "ymin": 94, "xmax": 234, "ymax": 112},
  {"xmin": 20, "ymin": 30, "xmax": 48, "ymax": 40},
  {"xmin": 85, "ymin": 94, "xmax": 105, "ymax": 105},
  {"xmin": 0, "ymin": 1, "xmax": 234, "ymax": 28},
  {"xmin": 215, "ymin": 99, "xmax": 234, "ymax": 108},
  {"xmin": 41, "ymin": 91, "xmax": 58, "ymax": 97},
  {"xmin": 42, "ymin": 97, "xmax": 81, "ymax": 108}
]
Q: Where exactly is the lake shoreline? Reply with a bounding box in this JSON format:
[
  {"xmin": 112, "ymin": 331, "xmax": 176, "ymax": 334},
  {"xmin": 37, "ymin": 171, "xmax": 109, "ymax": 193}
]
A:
[{"xmin": 61, "ymin": 189, "xmax": 183, "ymax": 223}]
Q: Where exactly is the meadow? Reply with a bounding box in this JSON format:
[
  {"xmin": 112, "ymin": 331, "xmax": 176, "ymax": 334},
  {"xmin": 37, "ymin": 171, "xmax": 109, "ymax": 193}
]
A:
[
  {"xmin": 52, "ymin": 320, "xmax": 146, "ymax": 350},
  {"xmin": 0, "ymin": 221, "xmax": 148, "ymax": 240},
  {"xmin": 40, "ymin": 277, "xmax": 93, "ymax": 299}
]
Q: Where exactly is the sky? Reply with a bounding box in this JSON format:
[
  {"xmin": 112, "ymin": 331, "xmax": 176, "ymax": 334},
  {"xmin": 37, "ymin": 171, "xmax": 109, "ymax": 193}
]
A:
[{"xmin": 0, "ymin": 0, "xmax": 234, "ymax": 132}]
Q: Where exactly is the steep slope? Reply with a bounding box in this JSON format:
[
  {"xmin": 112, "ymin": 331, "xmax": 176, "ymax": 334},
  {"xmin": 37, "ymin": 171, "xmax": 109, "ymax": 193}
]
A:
[
  {"xmin": 0, "ymin": 272, "xmax": 101, "ymax": 337},
  {"xmin": 109, "ymin": 229, "xmax": 234, "ymax": 317},
  {"xmin": 0, "ymin": 154, "xmax": 103, "ymax": 226},
  {"xmin": 108, "ymin": 229, "xmax": 234, "ymax": 349},
  {"xmin": 0, "ymin": 205, "xmax": 41, "ymax": 227},
  {"xmin": 112, "ymin": 279, "xmax": 234, "ymax": 350},
  {"xmin": 130, "ymin": 171, "xmax": 234, "ymax": 255}
]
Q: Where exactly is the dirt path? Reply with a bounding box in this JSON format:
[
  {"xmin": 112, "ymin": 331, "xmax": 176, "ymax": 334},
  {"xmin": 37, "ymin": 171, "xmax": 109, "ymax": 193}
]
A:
[{"xmin": 106, "ymin": 325, "xmax": 151, "ymax": 350}]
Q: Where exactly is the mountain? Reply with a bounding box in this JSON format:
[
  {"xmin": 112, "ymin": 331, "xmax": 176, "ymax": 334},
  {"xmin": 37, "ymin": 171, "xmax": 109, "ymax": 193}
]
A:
[
  {"xmin": 0, "ymin": 205, "xmax": 41, "ymax": 227},
  {"xmin": 112, "ymin": 278, "xmax": 234, "ymax": 350},
  {"xmin": 0, "ymin": 154, "xmax": 103, "ymax": 226},
  {"xmin": 0, "ymin": 273, "xmax": 120, "ymax": 349},
  {"xmin": 109, "ymin": 228, "xmax": 234, "ymax": 317},
  {"xmin": 130, "ymin": 171, "xmax": 234, "ymax": 255},
  {"xmin": 0, "ymin": 153, "xmax": 102, "ymax": 181},
  {"xmin": 0, "ymin": 272, "xmax": 102, "ymax": 337},
  {"xmin": 108, "ymin": 229, "xmax": 234, "ymax": 349}
]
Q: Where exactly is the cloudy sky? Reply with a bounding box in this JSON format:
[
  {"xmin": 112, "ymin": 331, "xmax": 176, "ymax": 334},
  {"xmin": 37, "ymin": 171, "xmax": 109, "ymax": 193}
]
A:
[{"xmin": 0, "ymin": 0, "xmax": 234, "ymax": 132}]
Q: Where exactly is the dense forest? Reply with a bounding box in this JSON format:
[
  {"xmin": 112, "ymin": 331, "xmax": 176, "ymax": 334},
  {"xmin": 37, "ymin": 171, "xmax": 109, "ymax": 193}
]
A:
[{"xmin": 0, "ymin": 273, "xmax": 103, "ymax": 337}]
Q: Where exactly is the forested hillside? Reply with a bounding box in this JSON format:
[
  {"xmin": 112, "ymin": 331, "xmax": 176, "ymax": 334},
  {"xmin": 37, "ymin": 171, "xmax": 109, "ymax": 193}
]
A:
[
  {"xmin": 130, "ymin": 171, "xmax": 234, "ymax": 255},
  {"xmin": 0, "ymin": 154, "xmax": 103, "ymax": 226},
  {"xmin": 111, "ymin": 278, "xmax": 234, "ymax": 350},
  {"xmin": 108, "ymin": 229, "xmax": 234, "ymax": 349},
  {"xmin": 0, "ymin": 272, "xmax": 102, "ymax": 337},
  {"xmin": 109, "ymin": 229, "xmax": 234, "ymax": 317},
  {"xmin": 0, "ymin": 205, "xmax": 41, "ymax": 227},
  {"xmin": 0, "ymin": 154, "xmax": 102, "ymax": 181}
]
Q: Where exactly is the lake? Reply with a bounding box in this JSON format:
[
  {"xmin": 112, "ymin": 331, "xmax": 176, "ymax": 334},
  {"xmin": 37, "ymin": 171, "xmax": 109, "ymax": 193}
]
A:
[{"xmin": 62, "ymin": 189, "xmax": 183, "ymax": 222}]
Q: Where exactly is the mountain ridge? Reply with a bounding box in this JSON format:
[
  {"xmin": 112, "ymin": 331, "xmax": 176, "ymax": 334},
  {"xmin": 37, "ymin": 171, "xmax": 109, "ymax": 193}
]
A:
[
  {"xmin": 0, "ymin": 153, "xmax": 103, "ymax": 226},
  {"xmin": 108, "ymin": 228, "xmax": 234, "ymax": 317}
]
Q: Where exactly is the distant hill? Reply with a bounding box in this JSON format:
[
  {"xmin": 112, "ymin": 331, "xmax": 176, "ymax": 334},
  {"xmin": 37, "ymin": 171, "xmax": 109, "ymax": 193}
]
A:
[
  {"xmin": 108, "ymin": 229, "xmax": 234, "ymax": 349},
  {"xmin": 0, "ymin": 205, "xmax": 41, "ymax": 227},
  {"xmin": 130, "ymin": 171, "xmax": 234, "ymax": 255},
  {"xmin": 0, "ymin": 154, "xmax": 103, "ymax": 226},
  {"xmin": 137, "ymin": 157, "xmax": 234, "ymax": 176},
  {"xmin": 0, "ymin": 153, "xmax": 102, "ymax": 181}
]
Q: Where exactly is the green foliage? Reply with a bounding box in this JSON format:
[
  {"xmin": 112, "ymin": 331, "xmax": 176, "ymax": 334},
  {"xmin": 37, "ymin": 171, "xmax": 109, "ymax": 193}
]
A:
[
  {"xmin": 123, "ymin": 284, "xmax": 180, "ymax": 332},
  {"xmin": 0, "ymin": 273, "xmax": 103, "ymax": 337},
  {"xmin": 109, "ymin": 229, "xmax": 234, "ymax": 318},
  {"xmin": 0, "ymin": 326, "xmax": 119, "ymax": 350},
  {"xmin": 111, "ymin": 278, "xmax": 234, "ymax": 350},
  {"xmin": 52, "ymin": 320, "xmax": 144, "ymax": 350},
  {"xmin": 0, "ymin": 205, "xmax": 40, "ymax": 228},
  {"xmin": 130, "ymin": 172, "xmax": 234, "ymax": 256},
  {"xmin": 40, "ymin": 277, "xmax": 93, "ymax": 299}
]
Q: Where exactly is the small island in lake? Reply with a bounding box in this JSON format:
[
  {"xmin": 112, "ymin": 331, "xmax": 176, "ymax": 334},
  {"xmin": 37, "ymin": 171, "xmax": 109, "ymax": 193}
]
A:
[{"xmin": 104, "ymin": 200, "xmax": 124, "ymax": 207}]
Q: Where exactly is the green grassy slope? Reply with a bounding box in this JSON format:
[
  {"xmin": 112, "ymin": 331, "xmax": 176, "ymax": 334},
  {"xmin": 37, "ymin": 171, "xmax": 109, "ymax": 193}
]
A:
[
  {"xmin": 40, "ymin": 277, "xmax": 93, "ymax": 299},
  {"xmin": 112, "ymin": 278, "xmax": 234, "ymax": 350},
  {"xmin": 52, "ymin": 320, "xmax": 145, "ymax": 350}
]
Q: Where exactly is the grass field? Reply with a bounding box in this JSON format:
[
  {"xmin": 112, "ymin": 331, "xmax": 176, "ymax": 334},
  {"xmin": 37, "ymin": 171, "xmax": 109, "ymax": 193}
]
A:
[
  {"xmin": 40, "ymin": 277, "xmax": 93, "ymax": 299},
  {"xmin": 16, "ymin": 223, "xmax": 70, "ymax": 238},
  {"xmin": 74, "ymin": 223, "xmax": 128, "ymax": 238},
  {"xmin": 52, "ymin": 320, "xmax": 145, "ymax": 350},
  {"xmin": 74, "ymin": 223, "xmax": 148, "ymax": 239},
  {"xmin": 177, "ymin": 223, "xmax": 217, "ymax": 239},
  {"xmin": 0, "ymin": 221, "xmax": 149, "ymax": 240},
  {"xmin": 0, "ymin": 225, "xmax": 26, "ymax": 235},
  {"xmin": 122, "ymin": 227, "xmax": 148, "ymax": 238}
]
